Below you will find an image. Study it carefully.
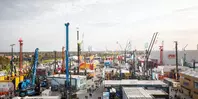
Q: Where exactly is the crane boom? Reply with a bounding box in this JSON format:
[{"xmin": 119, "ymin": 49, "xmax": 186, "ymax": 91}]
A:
[
  {"xmin": 32, "ymin": 48, "xmax": 39, "ymax": 85},
  {"xmin": 144, "ymin": 32, "xmax": 158, "ymax": 78},
  {"xmin": 65, "ymin": 23, "xmax": 70, "ymax": 87},
  {"xmin": 148, "ymin": 32, "xmax": 158, "ymax": 57}
]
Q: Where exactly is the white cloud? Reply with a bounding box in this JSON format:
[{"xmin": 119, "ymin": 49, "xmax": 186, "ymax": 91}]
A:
[{"xmin": 1, "ymin": 0, "xmax": 198, "ymax": 51}]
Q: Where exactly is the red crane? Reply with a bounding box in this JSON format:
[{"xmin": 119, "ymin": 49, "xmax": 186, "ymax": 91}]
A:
[{"xmin": 19, "ymin": 38, "xmax": 23, "ymax": 75}]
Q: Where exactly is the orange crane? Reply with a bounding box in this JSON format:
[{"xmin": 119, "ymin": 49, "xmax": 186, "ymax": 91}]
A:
[
  {"xmin": 19, "ymin": 38, "xmax": 23, "ymax": 76},
  {"xmin": 61, "ymin": 46, "xmax": 65, "ymax": 73}
]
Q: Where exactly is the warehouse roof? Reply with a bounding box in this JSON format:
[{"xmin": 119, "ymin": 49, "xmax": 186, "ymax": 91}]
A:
[
  {"xmin": 104, "ymin": 80, "xmax": 167, "ymax": 87},
  {"xmin": 48, "ymin": 74, "xmax": 86, "ymax": 79},
  {"xmin": 154, "ymin": 66, "xmax": 189, "ymax": 72},
  {"xmin": 145, "ymin": 90, "xmax": 168, "ymax": 95},
  {"xmin": 122, "ymin": 87, "xmax": 153, "ymax": 99},
  {"xmin": 180, "ymin": 69, "xmax": 198, "ymax": 78}
]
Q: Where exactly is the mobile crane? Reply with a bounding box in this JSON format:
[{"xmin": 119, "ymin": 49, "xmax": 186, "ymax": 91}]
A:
[
  {"xmin": 144, "ymin": 32, "xmax": 158, "ymax": 80},
  {"xmin": 18, "ymin": 48, "xmax": 41, "ymax": 97}
]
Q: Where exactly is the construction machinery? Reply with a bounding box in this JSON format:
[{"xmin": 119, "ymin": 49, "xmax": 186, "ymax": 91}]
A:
[
  {"xmin": 144, "ymin": 32, "xmax": 158, "ymax": 80},
  {"xmin": 78, "ymin": 55, "xmax": 96, "ymax": 79},
  {"xmin": 18, "ymin": 48, "xmax": 41, "ymax": 97},
  {"xmin": 77, "ymin": 27, "xmax": 81, "ymax": 75},
  {"xmin": 64, "ymin": 22, "xmax": 70, "ymax": 99},
  {"xmin": 18, "ymin": 38, "xmax": 23, "ymax": 82},
  {"xmin": 36, "ymin": 67, "xmax": 49, "ymax": 89},
  {"xmin": 61, "ymin": 46, "xmax": 65, "ymax": 73}
]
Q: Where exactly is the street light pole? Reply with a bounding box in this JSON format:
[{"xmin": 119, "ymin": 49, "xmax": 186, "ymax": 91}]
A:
[
  {"xmin": 10, "ymin": 44, "xmax": 15, "ymax": 76},
  {"xmin": 54, "ymin": 51, "xmax": 57, "ymax": 73},
  {"xmin": 77, "ymin": 27, "xmax": 80, "ymax": 75},
  {"xmin": 174, "ymin": 41, "xmax": 179, "ymax": 81}
]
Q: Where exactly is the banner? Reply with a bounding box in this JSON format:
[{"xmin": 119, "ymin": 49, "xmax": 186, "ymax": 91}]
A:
[{"xmin": 168, "ymin": 54, "xmax": 176, "ymax": 59}]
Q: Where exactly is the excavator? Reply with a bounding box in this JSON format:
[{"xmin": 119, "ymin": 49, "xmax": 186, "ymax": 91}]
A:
[{"xmin": 18, "ymin": 48, "xmax": 48, "ymax": 97}]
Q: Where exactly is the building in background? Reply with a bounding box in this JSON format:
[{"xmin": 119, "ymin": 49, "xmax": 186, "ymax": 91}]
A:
[{"xmin": 150, "ymin": 50, "xmax": 198, "ymax": 66}]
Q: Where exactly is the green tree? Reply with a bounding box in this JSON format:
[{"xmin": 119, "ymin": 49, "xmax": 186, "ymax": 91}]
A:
[
  {"xmin": 39, "ymin": 54, "xmax": 43, "ymax": 62},
  {"xmin": 0, "ymin": 56, "xmax": 10, "ymax": 70},
  {"xmin": 5, "ymin": 64, "xmax": 10, "ymax": 72}
]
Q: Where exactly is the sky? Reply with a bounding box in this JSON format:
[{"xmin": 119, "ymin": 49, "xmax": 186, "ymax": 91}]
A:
[{"xmin": 1, "ymin": 0, "xmax": 198, "ymax": 52}]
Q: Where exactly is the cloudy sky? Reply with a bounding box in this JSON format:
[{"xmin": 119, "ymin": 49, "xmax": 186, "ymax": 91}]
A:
[{"xmin": 1, "ymin": 0, "xmax": 198, "ymax": 52}]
